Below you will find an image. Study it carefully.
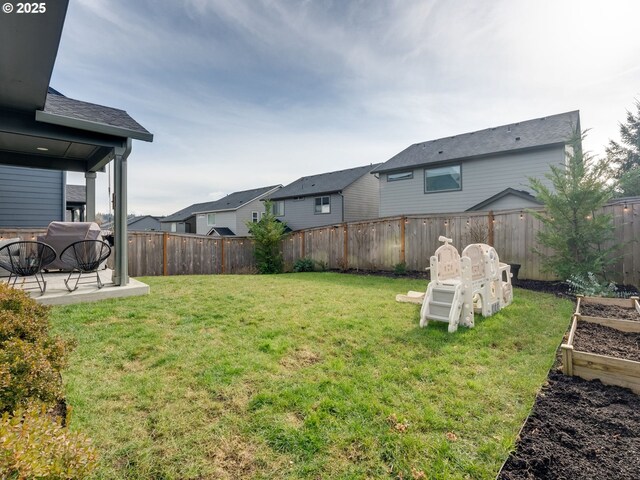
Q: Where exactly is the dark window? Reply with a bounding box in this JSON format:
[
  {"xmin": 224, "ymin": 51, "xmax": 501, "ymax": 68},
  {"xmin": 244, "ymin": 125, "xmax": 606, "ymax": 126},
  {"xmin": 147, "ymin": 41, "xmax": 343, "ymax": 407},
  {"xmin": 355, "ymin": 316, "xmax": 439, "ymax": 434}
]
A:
[
  {"xmin": 425, "ymin": 164, "xmax": 461, "ymax": 193},
  {"xmin": 387, "ymin": 171, "xmax": 413, "ymax": 181}
]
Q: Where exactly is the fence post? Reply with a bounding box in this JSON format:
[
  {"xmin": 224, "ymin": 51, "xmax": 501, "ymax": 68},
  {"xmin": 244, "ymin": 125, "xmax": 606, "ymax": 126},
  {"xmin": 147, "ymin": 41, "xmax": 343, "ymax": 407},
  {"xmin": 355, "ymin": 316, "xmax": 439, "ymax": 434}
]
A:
[
  {"xmin": 488, "ymin": 210, "xmax": 495, "ymax": 246},
  {"xmin": 221, "ymin": 239, "xmax": 226, "ymax": 274},
  {"xmin": 163, "ymin": 232, "xmax": 168, "ymax": 276},
  {"xmin": 343, "ymin": 223, "xmax": 348, "ymax": 269},
  {"xmin": 400, "ymin": 216, "xmax": 406, "ymax": 264},
  {"xmin": 301, "ymin": 231, "xmax": 305, "ymax": 258}
]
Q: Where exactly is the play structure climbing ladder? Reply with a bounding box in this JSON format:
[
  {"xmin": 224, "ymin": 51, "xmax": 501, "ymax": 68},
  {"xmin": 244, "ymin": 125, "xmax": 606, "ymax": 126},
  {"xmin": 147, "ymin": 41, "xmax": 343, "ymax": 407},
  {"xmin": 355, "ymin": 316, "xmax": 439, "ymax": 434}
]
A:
[{"xmin": 419, "ymin": 236, "xmax": 513, "ymax": 332}]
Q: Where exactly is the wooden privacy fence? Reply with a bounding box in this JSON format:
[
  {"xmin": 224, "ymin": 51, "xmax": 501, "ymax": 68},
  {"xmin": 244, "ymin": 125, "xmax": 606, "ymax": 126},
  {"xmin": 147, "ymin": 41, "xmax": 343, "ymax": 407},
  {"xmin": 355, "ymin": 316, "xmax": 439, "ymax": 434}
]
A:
[{"xmin": 1, "ymin": 198, "xmax": 638, "ymax": 285}]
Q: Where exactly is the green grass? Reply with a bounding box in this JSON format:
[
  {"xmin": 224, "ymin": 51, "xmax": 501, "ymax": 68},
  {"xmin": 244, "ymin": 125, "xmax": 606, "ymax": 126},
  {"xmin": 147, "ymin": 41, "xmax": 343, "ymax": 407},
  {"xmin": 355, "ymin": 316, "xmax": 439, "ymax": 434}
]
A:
[{"xmin": 50, "ymin": 273, "xmax": 573, "ymax": 479}]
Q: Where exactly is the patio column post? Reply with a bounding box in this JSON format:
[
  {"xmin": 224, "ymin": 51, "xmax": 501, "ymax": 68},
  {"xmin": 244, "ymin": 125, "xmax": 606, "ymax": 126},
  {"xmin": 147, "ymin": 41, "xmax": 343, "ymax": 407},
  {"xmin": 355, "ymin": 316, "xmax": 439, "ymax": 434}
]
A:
[
  {"xmin": 112, "ymin": 139, "xmax": 132, "ymax": 286},
  {"xmin": 85, "ymin": 171, "xmax": 96, "ymax": 222}
]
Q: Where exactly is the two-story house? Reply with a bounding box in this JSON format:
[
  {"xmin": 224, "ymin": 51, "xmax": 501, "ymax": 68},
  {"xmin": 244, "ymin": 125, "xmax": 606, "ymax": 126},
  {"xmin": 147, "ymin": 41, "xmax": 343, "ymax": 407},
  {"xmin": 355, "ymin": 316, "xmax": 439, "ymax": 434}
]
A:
[
  {"xmin": 266, "ymin": 164, "xmax": 380, "ymax": 231},
  {"xmin": 161, "ymin": 185, "xmax": 282, "ymax": 236},
  {"xmin": 372, "ymin": 111, "xmax": 579, "ymax": 216}
]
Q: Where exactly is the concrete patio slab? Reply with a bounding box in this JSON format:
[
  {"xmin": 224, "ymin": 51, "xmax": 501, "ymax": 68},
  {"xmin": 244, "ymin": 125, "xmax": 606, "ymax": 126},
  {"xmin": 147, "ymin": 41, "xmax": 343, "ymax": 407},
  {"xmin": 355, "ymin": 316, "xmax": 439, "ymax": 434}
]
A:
[{"xmin": 1, "ymin": 269, "xmax": 149, "ymax": 306}]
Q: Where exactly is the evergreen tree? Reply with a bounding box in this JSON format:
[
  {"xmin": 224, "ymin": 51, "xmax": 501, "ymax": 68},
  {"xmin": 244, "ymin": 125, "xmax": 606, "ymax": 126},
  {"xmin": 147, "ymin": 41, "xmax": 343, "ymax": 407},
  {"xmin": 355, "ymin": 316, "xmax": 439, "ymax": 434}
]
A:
[
  {"xmin": 618, "ymin": 167, "xmax": 640, "ymax": 197},
  {"xmin": 246, "ymin": 200, "xmax": 287, "ymax": 274},
  {"xmin": 529, "ymin": 129, "xmax": 616, "ymax": 280},
  {"xmin": 607, "ymin": 100, "xmax": 640, "ymax": 177}
]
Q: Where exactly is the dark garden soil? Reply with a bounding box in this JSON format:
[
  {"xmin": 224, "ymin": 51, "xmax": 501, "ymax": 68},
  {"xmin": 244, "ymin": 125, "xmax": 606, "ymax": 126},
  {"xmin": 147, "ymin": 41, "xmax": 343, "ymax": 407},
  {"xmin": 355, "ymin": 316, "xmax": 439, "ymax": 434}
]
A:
[
  {"xmin": 579, "ymin": 302, "xmax": 640, "ymax": 321},
  {"xmin": 498, "ymin": 295, "xmax": 640, "ymax": 479},
  {"xmin": 498, "ymin": 371, "xmax": 640, "ymax": 480},
  {"xmin": 573, "ymin": 321, "xmax": 640, "ymax": 362}
]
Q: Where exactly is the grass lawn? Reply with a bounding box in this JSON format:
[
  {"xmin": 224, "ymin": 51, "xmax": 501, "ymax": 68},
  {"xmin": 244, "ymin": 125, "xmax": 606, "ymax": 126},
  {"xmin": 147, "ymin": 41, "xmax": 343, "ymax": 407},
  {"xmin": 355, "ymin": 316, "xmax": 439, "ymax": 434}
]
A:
[{"xmin": 50, "ymin": 273, "xmax": 573, "ymax": 479}]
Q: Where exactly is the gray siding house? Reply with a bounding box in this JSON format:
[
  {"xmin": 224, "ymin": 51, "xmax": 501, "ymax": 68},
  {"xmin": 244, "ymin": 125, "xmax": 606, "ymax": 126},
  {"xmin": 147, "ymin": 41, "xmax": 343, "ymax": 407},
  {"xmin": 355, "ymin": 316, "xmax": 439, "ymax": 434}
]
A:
[
  {"xmin": 0, "ymin": 165, "xmax": 66, "ymax": 227},
  {"xmin": 372, "ymin": 111, "xmax": 579, "ymax": 216},
  {"xmin": 161, "ymin": 185, "xmax": 281, "ymax": 236},
  {"xmin": 267, "ymin": 164, "xmax": 380, "ymax": 231}
]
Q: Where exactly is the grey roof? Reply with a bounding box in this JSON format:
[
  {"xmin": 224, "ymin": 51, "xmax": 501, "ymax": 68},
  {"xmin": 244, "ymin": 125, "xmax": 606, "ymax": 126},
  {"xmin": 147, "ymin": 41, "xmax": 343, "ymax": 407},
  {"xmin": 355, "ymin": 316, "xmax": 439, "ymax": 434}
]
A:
[
  {"xmin": 206, "ymin": 227, "xmax": 235, "ymax": 237},
  {"xmin": 163, "ymin": 185, "xmax": 281, "ymax": 222},
  {"xmin": 466, "ymin": 188, "xmax": 542, "ymax": 211},
  {"xmin": 269, "ymin": 164, "xmax": 381, "ymax": 200},
  {"xmin": 36, "ymin": 89, "xmax": 153, "ymax": 142},
  {"xmin": 373, "ymin": 111, "xmax": 579, "ymax": 174},
  {"xmin": 65, "ymin": 184, "xmax": 86, "ymax": 204},
  {"xmin": 101, "ymin": 215, "xmax": 164, "ymax": 230}
]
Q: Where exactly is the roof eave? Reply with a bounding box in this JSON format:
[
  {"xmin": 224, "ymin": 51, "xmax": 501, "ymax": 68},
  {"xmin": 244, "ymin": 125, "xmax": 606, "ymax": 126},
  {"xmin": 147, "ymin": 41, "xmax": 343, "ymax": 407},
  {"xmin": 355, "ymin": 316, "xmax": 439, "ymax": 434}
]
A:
[
  {"xmin": 35, "ymin": 109, "xmax": 153, "ymax": 142},
  {"xmin": 374, "ymin": 142, "xmax": 567, "ymax": 174}
]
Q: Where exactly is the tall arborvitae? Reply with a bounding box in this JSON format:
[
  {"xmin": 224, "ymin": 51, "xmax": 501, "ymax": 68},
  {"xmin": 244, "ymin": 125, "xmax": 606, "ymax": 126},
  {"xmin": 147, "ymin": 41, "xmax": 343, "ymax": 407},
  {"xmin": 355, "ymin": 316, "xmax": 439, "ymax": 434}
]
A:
[{"xmin": 529, "ymin": 129, "xmax": 617, "ymax": 280}]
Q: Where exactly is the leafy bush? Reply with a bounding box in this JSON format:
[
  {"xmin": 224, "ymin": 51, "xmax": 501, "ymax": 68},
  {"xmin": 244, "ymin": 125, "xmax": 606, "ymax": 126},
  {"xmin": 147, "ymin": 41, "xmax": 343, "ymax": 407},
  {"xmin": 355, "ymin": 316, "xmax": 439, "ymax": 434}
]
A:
[
  {"xmin": 567, "ymin": 272, "xmax": 618, "ymax": 297},
  {"xmin": 293, "ymin": 258, "xmax": 315, "ymax": 272},
  {"xmin": 393, "ymin": 262, "xmax": 407, "ymax": 276},
  {"xmin": 0, "ymin": 404, "xmax": 97, "ymax": 479},
  {"xmin": 0, "ymin": 284, "xmax": 72, "ymax": 413}
]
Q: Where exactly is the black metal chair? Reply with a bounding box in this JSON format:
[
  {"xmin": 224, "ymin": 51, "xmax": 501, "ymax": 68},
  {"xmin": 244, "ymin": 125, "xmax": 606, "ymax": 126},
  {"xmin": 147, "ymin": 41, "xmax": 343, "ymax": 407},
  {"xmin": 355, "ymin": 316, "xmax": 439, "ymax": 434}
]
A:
[
  {"xmin": 0, "ymin": 241, "xmax": 57, "ymax": 294},
  {"xmin": 59, "ymin": 240, "xmax": 112, "ymax": 291}
]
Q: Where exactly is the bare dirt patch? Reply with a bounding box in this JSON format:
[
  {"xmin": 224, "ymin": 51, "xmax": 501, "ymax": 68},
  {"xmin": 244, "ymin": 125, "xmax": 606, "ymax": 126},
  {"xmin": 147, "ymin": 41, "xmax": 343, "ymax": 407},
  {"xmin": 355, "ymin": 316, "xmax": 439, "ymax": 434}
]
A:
[
  {"xmin": 499, "ymin": 299, "xmax": 640, "ymax": 479},
  {"xmin": 573, "ymin": 322, "xmax": 640, "ymax": 362},
  {"xmin": 207, "ymin": 435, "xmax": 261, "ymax": 480},
  {"xmin": 579, "ymin": 302, "xmax": 640, "ymax": 321},
  {"xmin": 498, "ymin": 371, "xmax": 640, "ymax": 480},
  {"xmin": 279, "ymin": 348, "xmax": 321, "ymax": 369}
]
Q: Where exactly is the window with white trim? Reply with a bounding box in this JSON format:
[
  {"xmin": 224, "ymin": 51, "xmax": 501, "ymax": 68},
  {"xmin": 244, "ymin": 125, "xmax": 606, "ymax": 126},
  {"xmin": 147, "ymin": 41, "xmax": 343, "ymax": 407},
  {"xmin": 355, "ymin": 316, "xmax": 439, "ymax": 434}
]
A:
[
  {"xmin": 424, "ymin": 164, "xmax": 461, "ymax": 193},
  {"xmin": 314, "ymin": 196, "xmax": 330, "ymax": 214},
  {"xmin": 207, "ymin": 213, "xmax": 216, "ymax": 226},
  {"xmin": 251, "ymin": 211, "xmax": 259, "ymax": 223},
  {"xmin": 272, "ymin": 200, "xmax": 285, "ymax": 216},
  {"xmin": 387, "ymin": 171, "xmax": 413, "ymax": 181},
  {"xmin": 170, "ymin": 223, "xmax": 177, "ymax": 232}
]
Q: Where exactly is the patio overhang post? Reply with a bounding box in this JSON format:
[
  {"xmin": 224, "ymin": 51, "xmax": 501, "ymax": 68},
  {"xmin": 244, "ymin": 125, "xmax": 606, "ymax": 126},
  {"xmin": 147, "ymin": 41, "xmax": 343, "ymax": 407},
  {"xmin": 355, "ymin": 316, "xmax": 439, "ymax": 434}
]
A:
[
  {"xmin": 113, "ymin": 139, "xmax": 132, "ymax": 286},
  {"xmin": 85, "ymin": 171, "xmax": 96, "ymax": 222}
]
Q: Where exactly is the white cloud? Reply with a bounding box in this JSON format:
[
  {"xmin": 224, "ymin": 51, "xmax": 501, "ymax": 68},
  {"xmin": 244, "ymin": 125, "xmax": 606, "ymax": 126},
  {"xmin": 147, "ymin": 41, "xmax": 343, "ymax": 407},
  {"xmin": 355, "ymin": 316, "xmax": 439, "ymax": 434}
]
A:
[{"xmin": 59, "ymin": 0, "xmax": 640, "ymax": 215}]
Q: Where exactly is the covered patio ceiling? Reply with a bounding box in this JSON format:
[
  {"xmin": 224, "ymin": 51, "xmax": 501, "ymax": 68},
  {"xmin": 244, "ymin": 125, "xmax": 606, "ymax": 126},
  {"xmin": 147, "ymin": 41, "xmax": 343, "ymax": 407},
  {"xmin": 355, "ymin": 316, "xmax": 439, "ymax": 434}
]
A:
[{"xmin": 0, "ymin": 0, "xmax": 153, "ymax": 286}]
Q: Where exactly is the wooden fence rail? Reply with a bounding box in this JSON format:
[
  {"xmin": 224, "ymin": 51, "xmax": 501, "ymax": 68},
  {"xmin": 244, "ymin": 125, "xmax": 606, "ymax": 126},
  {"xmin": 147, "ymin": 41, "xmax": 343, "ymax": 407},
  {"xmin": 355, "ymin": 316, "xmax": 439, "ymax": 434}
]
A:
[{"xmin": 1, "ymin": 198, "xmax": 638, "ymax": 285}]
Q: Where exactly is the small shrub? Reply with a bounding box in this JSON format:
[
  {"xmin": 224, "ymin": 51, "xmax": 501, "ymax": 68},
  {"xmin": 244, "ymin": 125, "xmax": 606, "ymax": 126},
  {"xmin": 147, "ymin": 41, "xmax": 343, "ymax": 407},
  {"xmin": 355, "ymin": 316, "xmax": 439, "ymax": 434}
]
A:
[
  {"xmin": 315, "ymin": 260, "xmax": 328, "ymax": 272},
  {"xmin": 0, "ymin": 404, "xmax": 97, "ymax": 478},
  {"xmin": 293, "ymin": 258, "xmax": 315, "ymax": 272},
  {"xmin": 393, "ymin": 262, "xmax": 407, "ymax": 276},
  {"xmin": 0, "ymin": 285, "xmax": 51, "ymax": 343},
  {"xmin": 246, "ymin": 201, "xmax": 287, "ymax": 274},
  {"xmin": 0, "ymin": 284, "xmax": 72, "ymax": 413},
  {"xmin": 0, "ymin": 338, "xmax": 69, "ymax": 413},
  {"xmin": 567, "ymin": 272, "xmax": 618, "ymax": 297}
]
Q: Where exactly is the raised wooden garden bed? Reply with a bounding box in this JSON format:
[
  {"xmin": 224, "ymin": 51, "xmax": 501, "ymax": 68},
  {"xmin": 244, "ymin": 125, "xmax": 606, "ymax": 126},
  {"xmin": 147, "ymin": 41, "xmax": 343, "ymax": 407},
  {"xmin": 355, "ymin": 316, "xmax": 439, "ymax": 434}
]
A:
[{"xmin": 561, "ymin": 295, "xmax": 640, "ymax": 393}]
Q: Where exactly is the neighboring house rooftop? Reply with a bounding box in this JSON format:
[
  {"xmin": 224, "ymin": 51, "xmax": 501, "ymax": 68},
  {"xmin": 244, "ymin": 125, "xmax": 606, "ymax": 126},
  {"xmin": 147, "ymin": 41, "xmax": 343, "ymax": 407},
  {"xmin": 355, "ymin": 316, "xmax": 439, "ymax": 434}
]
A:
[
  {"xmin": 163, "ymin": 185, "xmax": 281, "ymax": 222},
  {"xmin": 466, "ymin": 188, "xmax": 542, "ymax": 211},
  {"xmin": 66, "ymin": 184, "xmax": 86, "ymax": 204},
  {"xmin": 102, "ymin": 215, "xmax": 164, "ymax": 231},
  {"xmin": 372, "ymin": 110, "xmax": 579, "ymax": 174},
  {"xmin": 270, "ymin": 164, "xmax": 382, "ymax": 200},
  {"xmin": 206, "ymin": 227, "xmax": 235, "ymax": 236}
]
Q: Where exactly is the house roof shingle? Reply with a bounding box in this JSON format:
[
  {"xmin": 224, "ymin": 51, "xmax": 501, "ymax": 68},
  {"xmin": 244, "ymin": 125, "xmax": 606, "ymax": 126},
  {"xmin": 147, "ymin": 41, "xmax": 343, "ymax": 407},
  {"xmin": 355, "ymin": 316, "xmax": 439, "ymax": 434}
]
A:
[
  {"xmin": 269, "ymin": 164, "xmax": 381, "ymax": 200},
  {"xmin": 65, "ymin": 184, "xmax": 86, "ymax": 204},
  {"xmin": 162, "ymin": 185, "xmax": 281, "ymax": 222},
  {"xmin": 372, "ymin": 111, "xmax": 579, "ymax": 174},
  {"xmin": 39, "ymin": 89, "xmax": 153, "ymax": 142}
]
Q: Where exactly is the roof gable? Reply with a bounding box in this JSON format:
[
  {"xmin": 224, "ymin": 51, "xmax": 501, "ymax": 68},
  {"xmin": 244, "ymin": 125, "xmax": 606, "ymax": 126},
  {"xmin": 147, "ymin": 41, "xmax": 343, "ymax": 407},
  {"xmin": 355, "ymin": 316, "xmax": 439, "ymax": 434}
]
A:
[
  {"xmin": 466, "ymin": 188, "xmax": 542, "ymax": 211},
  {"xmin": 373, "ymin": 111, "xmax": 579, "ymax": 173},
  {"xmin": 163, "ymin": 185, "xmax": 281, "ymax": 222},
  {"xmin": 270, "ymin": 164, "xmax": 381, "ymax": 200}
]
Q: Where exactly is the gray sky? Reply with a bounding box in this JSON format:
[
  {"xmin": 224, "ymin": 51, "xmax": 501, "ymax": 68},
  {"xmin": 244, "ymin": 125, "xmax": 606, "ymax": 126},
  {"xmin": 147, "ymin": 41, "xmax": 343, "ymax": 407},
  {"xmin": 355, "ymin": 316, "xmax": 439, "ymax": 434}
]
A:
[{"xmin": 53, "ymin": 0, "xmax": 640, "ymax": 216}]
